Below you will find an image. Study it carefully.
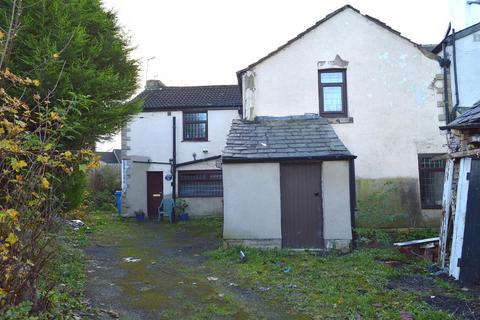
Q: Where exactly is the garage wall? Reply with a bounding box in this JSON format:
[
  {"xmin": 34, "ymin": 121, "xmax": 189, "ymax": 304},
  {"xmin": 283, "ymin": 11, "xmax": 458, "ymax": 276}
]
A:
[
  {"xmin": 322, "ymin": 161, "xmax": 352, "ymax": 250},
  {"xmin": 223, "ymin": 163, "xmax": 281, "ymax": 245}
]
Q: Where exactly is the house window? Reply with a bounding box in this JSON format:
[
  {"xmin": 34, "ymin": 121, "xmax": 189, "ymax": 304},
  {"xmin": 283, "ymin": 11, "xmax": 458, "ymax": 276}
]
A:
[
  {"xmin": 318, "ymin": 69, "xmax": 347, "ymax": 117},
  {"xmin": 178, "ymin": 170, "xmax": 223, "ymax": 197},
  {"xmin": 418, "ymin": 154, "xmax": 445, "ymax": 209},
  {"xmin": 183, "ymin": 111, "xmax": 207, "ymax": 141}
]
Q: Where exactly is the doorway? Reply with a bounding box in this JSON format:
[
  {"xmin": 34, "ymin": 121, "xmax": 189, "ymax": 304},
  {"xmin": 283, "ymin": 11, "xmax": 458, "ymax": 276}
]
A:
[
  {"xmin": 280, "ymin": 163, "xmax": 324, "ymax": 248},
  {"xmin": 147, "ymin": 171, "xmax": 163, "ymax": 219}
]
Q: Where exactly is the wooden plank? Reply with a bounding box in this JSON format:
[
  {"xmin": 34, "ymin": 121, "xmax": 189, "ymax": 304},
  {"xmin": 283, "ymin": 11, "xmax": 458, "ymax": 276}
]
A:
[
  {"xmin": 449, "ymin": 157, "xmax": 471, "ymax": 280},
  {"xmin": 435, "ymin": 148, "xmax": 480, "ymax": 160},
  {"xmin": 439, "ymin": 159, "xmax": 454, "ymax": 269}
]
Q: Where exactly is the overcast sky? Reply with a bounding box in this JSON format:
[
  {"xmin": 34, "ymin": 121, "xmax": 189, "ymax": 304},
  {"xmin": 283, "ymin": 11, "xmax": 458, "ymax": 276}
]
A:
[
  {"xmin": 102, "ymin": 0, "xmax": 451, "ymax": 87},
  {"xmin": 98, "ymin": 0, "xmax": 451, "ymax": 150}
]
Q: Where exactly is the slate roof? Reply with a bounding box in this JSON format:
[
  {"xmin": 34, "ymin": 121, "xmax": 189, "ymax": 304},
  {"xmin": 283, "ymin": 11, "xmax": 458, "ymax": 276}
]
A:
[
  {"xmin": 237, "ymin": 5, "xmax": 433, "ymax": 80},
  {"xmin": 97, "ymin": 149, "xmax": 121, "ymax": 164},
  {"xmin": 222, "ymin": 115, "xmax": 354, "ymax": 162},
  {"xmin": 441, "ymin": 101, "xmax": 480, "ymax": 130},
  {"xmin": 135, "ymin": 85, "xmax": 242, "ymax": 111}
]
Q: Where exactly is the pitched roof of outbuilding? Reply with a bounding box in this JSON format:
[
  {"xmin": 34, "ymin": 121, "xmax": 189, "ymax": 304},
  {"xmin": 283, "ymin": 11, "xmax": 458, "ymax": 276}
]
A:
[
  {"xmin": 135, "ymin": 85, "xmax": 242, "ymax": 111},
  {"xmin": 222, "ymin": 115, "xmax": 354, "ymax": 162},
  {"xmin": 236, "ymin": 5, "xmax": 433, "ymax": 79},
  {"xmin": 441, "ymin": 101, "xmax": 480, "ymax": 130},
  {"xmin": 97, "ymin": 149, "xmax": 121, "ymax": 164}
]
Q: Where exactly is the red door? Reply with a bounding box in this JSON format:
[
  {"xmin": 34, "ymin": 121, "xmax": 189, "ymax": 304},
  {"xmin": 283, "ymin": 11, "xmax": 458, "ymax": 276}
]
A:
[{"xmin": 147, "ymin": 171, "xmax": 163, "ymax": 219}]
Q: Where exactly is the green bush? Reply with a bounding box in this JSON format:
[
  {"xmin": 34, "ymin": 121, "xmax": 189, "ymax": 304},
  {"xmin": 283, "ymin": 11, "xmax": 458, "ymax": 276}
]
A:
[
  {"xmin": 88, "ymin": 165, "xmax": 120, "ymax": 211},
  {"xmin": 62, "ymin": 170, "xmax": 88, "ymax": 211}
]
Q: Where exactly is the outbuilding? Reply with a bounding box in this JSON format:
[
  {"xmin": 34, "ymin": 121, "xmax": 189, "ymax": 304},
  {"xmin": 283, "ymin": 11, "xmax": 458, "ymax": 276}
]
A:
[{"xmin": 222, "ymin": 115, "xmax": 356, "ymax": 251}]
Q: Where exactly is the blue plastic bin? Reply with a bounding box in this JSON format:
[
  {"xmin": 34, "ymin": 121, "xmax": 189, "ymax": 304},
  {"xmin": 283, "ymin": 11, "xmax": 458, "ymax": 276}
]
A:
[{"xmin": 115, "ymin": 191, "xmax": 122, "ymax": 215}]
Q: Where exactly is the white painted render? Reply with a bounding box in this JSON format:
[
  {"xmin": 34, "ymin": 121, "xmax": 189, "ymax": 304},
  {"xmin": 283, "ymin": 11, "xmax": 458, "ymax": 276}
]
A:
[
  {"xmin": 241, "ymin": 8, "xmax": 447, "ymax": 180},
  {"xmin": 239, "ymin": 8, "xmax": 448, "ymax": 224},
  {"xmin": 122, "ymin": 109, "xmax": 238, "ymax": 216},
  {"xmin": 223, "ymin": 161, "xmax": 352, "ymax": 250},
  {"xmin": 322, "ymin": 161, "xmax": 352, "ymax": 245},
  {"xmin": 444, "ymin": 29, "xmax": 480, "ymax": 109},
  {"xmin": 223, "ymin": 163, "xmax": 282, "ymax": 241}
]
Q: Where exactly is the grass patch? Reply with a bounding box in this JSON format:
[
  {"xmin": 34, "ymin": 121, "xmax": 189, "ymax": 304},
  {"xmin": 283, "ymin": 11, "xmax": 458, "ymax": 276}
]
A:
[{"xmin": 207, "ymin": 246, "xmax": 454, "ymax": 319}]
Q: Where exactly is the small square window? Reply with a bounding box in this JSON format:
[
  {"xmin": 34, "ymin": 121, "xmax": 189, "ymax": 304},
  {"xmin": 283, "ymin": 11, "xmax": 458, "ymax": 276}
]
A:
[
  {"xmin": 183, "ymin": 111, "xmax": 208, "ymax": 141},
  {"xmin": 319, "ymin": 69, "xmax": 347, "ymax": 117}
]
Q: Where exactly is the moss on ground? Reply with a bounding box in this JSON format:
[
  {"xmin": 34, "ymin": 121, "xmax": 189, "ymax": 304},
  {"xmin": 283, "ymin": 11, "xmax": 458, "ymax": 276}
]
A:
[{"xmin": 82, "ymin": 213, "xmax": 478, "ymax": 319}]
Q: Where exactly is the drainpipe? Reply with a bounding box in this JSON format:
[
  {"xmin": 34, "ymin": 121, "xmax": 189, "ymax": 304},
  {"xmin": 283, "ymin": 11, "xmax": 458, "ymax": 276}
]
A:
[
  {"xmin": 451, "ymin": 29, "xmax": 460, "ymax": 120},
  {"xmin": 349, "ymin": 159, "xmax": 357, "ymax": 250},
  {"xmin": 172, "ymin": 116, "xmax": 177, "ymax": 222},
  {"xmin": 440, "ymin": 42, "xmax": 451, "ymax": 124}
]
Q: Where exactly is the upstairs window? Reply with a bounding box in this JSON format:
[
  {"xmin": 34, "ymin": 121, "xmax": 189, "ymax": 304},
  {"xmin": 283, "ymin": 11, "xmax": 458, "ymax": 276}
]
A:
[
  {"xmin": 318, "ymin": 69, "xmax": 347, "ymax": 117},
  {"xmin": 178, "ymin": 170, "xmax": 223, "ymax": 197},
  {"xmin": 183, "ymin": 111, "xmax": 208, "ymax": 141},
  {"xmin": 418, "ymin": 154, "xmax": 445, "ymax": 209}
]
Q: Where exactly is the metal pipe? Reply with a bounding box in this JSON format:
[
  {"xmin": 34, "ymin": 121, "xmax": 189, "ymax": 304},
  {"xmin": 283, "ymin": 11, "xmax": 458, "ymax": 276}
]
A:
[
  {"xmin": 452, "ymin": 29, "xmax": 460, "ymax": 119},
  {"xmin": 172, "ymin": 116, "xmax": 177, "ymax": 222},
  {"xmin": 442, "ymin": 42, "xmax": 450, "ymax": 124},
  {"xmin": 349, "ymin": 159, "xmax": 357, "ymax": 250}
]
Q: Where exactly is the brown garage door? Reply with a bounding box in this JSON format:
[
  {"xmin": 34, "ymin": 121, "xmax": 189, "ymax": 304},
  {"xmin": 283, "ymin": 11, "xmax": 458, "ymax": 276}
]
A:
[
  {"xmin": 280, "ymin": 163, "xmax": 323, "ymax": 248},
  {"xmin": 147, "ymin": 171, "xmax": 163, "ymax": 219}
]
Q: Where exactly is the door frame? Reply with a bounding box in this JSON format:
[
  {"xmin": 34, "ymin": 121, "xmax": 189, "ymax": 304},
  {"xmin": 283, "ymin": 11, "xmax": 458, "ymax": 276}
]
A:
[
  {"xmin": 280, "ymin": 161, "xmax": 324, "ymax": 249},
  {"xmin": 146, "ymin": 171, "xmax": 163, "ymax": 219}
]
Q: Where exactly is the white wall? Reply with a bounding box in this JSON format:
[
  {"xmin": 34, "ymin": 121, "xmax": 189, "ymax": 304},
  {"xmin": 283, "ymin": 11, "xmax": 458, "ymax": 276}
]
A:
[
  {"xmin": 322, "ymin": 161, "xmax": 352, "ymax": 244},
  {"xmin": 123, "ymin": 109, "xmax": 238, "ymax": 216},
  {"xmin": 242, "ymin": 8, "xmax": 447, "ymax": 181},
  {"xmin": 223, "ymin": 161, "xmax": 352, "ymax": 250},
  {"xmin": 445, "ymin": 29, "xmax": 480, "ymax": 109},
  {"xmin": 238, "ymin": 8, "xmax": 448, "ymax": 224},
  {"xmin": 223, "ymin": 163, "xmax": 282, "ymax": 240}
]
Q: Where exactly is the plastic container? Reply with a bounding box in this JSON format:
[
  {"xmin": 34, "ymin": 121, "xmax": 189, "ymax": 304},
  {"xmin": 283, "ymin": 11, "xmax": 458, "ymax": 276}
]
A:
[
  {"xmin": 115, "ymin": 191, "xmax": 122, "ymax": 215},
  {"xmin": 179, "ymin": 213, "xmax": 189, "ymax": 221},
  {"xmin": 135, "ymin": 210, "xmax": 145, "ymax": 222}
]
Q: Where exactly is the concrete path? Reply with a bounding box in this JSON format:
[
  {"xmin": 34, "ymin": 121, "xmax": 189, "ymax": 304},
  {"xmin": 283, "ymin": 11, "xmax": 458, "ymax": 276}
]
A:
[{"xmin": 84, "ymin": 220, "xmax": 306, "ymax": 320}]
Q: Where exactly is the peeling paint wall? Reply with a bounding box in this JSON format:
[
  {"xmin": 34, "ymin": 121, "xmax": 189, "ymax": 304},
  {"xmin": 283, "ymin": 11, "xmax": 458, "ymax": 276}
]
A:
[{"xmin": 241, "ymin": 8, "xmax": 448, "ymax": 225}]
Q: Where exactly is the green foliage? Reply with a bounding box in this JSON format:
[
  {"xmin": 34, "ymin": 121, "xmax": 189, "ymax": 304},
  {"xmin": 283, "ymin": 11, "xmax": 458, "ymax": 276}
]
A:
[
  {"xmin": 0, "ymin": 0, "xmax": 142, "ymax": 147},
  {"xmin": 62, "ymin": 170, "xmax": 88, "ymax": 211},
  {"xmin": 0, "ymin": 302, "xmax": 38, "ymax": 320},
  {"xmin": 356, "ymin": 182, "xmax": 409, "ymax": 228},
  {"xmin": 355, "ymin": 227, "xmax": 440, "ymax": 247},
  {"xmin": 175, "ymin": 198, "xmax": 188, "ymax": 213},
  {"xmin": 0, "ymin": 69, "xmax": 99, "ymax": 315},
  {"xmin": 88, "ymin": 165, "xmax": 120, "ymax": 211},
  {"xmin": 207, "ymin": 247, "xmax": 451, "ymax": 319},
  {"xmin": 355, "ymin": 227, "xmax": 392, "ymax": 245}
]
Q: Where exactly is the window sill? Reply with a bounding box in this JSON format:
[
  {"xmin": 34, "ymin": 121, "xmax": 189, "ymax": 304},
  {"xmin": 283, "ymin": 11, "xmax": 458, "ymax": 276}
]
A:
[
  {"xmin": 182, "ymin": 140, "xmax": 209, "ymax": 142},
  {"xmin": 326, "ymin": 117, "xmax": 354, "ymax": 124}
]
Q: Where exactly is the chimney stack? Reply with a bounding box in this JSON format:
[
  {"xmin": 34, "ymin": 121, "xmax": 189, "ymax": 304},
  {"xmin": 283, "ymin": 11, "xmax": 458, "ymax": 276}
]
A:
[{"xmin": 145, "ymin": 79, "xmax": 165, "ymax": 90}]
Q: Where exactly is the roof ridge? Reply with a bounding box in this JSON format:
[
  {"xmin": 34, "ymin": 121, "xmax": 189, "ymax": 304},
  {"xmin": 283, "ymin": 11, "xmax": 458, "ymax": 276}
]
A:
[
  {"xmin": 237, "ymin": 4, "xmax": 432, "ymax": 77},
  {"xmin": 164, "ymin": 84, "xmax": 239, "ymax": 88}
]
